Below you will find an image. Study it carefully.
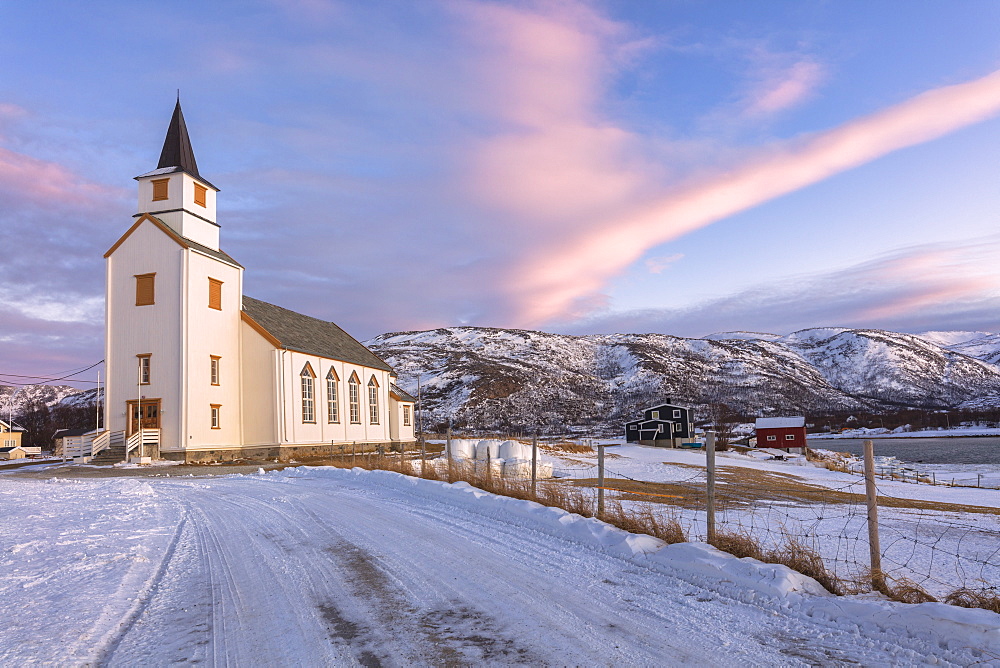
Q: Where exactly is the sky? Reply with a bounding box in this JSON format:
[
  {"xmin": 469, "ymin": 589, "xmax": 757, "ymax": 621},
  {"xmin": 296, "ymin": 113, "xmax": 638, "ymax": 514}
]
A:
[{"xmin": 1, "ymin": 0, "xmax": 1000, "ymax": 389}]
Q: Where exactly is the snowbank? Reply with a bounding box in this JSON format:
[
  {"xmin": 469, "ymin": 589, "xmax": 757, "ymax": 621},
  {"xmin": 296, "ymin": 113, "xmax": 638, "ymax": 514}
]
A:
[{"xmin": 269, "ymin": 465, "xmax": 1000, "ymax": 657}]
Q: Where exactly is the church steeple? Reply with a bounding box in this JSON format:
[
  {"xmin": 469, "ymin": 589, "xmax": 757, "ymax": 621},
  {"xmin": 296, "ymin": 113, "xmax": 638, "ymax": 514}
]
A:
[
  {"xmin": 157, "ymin": 98, "xmax": 200, "ymax": 178},
  {"xmin": 133, "ymin": 98, "xmax": 221, "ymax": 250}
]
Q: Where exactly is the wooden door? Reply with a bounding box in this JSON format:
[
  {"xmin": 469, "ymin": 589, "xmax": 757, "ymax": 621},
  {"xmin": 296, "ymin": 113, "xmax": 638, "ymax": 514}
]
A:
[{"xmin": 127, "ymin": 399, "xmax": 161, "ymax": 435}]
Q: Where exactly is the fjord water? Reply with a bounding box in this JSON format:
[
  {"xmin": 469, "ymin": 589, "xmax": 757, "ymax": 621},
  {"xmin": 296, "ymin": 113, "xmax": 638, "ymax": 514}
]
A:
[{"xmin": 809, "ymin": 437, "xmax": 1000, "ymax": 465}]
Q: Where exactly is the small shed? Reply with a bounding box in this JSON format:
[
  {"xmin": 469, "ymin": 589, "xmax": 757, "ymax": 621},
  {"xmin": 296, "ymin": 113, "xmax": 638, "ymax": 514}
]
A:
[
  {"xmin": 755, "ymin": 416, "xmax": 807, "ymax": 453},
  {"xmin": 0, "ymin": 446, "xmax": 26, "ymax": 460}
]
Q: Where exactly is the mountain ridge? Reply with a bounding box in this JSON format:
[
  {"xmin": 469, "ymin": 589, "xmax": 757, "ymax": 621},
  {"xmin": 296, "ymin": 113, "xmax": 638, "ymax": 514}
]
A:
[{"xmin": 366, "ymin": 326, "xmax": 1000, "ymax": 432}]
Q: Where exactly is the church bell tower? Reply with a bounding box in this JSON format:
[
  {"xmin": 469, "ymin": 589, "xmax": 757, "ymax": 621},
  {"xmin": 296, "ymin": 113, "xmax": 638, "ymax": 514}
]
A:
[{"xmin": 134, "ymin": 99, "xmax": 221, "ymax": 250}]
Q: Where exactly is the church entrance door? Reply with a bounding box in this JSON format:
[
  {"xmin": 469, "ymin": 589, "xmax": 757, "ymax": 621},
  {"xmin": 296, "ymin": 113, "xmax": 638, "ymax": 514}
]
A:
[{"xmin": 127, "ymin": 399, "xmax": 161, "ymax": 436}]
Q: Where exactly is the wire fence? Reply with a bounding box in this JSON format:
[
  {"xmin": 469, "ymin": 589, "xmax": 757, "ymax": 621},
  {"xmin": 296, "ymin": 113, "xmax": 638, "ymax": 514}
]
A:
[
  {"xmin": 350, "ymin": 436, "xmax": 999, "ymax": 604},
  {"xmin": 574, "ymin": 444, "xmax": 1000, "ymax": 600}
]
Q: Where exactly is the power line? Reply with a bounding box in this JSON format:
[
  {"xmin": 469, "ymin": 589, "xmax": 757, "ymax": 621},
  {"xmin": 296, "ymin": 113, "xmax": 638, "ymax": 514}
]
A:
[{"xmin": 0, "ymin": 360, "xmax": 104, "ymax": 385}]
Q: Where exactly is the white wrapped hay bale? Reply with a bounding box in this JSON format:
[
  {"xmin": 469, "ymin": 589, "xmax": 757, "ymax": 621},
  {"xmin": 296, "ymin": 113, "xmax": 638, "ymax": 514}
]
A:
[
  {"xmin": 472, "ymin": 457, "xmax": 504, "ymax": 476},
  {"xmin": 498, "ymin": 440, "xmax": 528, "ymax": 461},
  {"xmin": 489, "ymin": 458, "xmax": 504, "ymax": 476},
  {"xmin": 447, "ymin": 439, "xmax": 475, "ymax": 460},
  {"xmin": 503, "ymin": 458, "xmax": 532, "ymax": 478},
  {"xmin": 475, "ymin": 439, "xmax": 503, "ymax": 460},
  {"xmin": 501, "ymin": 458, "xmax": 553, "ymax": 479}
]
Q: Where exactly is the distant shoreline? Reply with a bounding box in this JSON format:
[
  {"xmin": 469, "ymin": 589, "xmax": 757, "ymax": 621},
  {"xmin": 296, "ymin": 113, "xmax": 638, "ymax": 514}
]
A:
[{"xmin": 809, "ymin": 431, "xmax": 1000, "ymax": 441}]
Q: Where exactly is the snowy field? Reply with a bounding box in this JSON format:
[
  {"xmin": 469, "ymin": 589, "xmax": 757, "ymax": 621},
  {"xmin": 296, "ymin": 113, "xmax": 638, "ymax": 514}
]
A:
[
  {"xmin": 1, "ymin": 464, "xmax": 999, "ymax": 666},
  {"xmin": 545, "ymin": 442, "xmax": 1000, "ymax": 598}
]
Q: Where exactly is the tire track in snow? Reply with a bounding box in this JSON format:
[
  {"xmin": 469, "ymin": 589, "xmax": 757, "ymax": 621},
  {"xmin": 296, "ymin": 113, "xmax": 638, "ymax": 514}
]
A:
[
  {"xmin": 289, "ymin": 472, "xmax": 985, "ymax": 666},
  {"xmin": 92, "ymin": 512, "xmax": 189, "ymax": 665},
  {"xmin": 103, "ymin": 473, "xmax": 995, "ymax": 666}
]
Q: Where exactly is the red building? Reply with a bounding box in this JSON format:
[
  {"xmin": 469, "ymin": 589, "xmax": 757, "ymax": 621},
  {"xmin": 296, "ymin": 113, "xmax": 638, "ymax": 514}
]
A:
[{"xmin": 755, "ymin": 416, "xmax": 807, "ymax": 451}]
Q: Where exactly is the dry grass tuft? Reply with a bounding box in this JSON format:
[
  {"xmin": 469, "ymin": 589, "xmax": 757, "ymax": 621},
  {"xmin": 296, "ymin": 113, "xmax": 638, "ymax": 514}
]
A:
[
  {"xmin": 884, "ymin": 577, "xmax": 938, "ymax": 604},
  {"xmin": 766, "ymin": 538, "xmax": 844, "ymax": 596},
  {"xmin": 603, "ymin": 502, "xmax": 687, "ymax": 544},
  {"xmin": 535, "ymin": 482, "xmax": 595, "ymax": 518},
  {"xmin": 944, "ymin": 587, "xmax": 1000, "ymax": 613},
  {"xmin": 709, "ymin": 530, "xmax": 764, "ymax": 561},
  {"xmin": 418, "ymin": 460, "xmax": 441, "ymax": 480},
  {"xmin": 541, "ymin": 440, "xmax": 595, "ymax": 453}
]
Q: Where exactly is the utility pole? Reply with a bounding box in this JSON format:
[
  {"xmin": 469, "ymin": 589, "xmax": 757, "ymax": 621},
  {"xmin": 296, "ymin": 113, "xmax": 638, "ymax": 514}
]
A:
[{"xmin": 416, "ymin": 374, "xmax": 423, "ymax": 449}]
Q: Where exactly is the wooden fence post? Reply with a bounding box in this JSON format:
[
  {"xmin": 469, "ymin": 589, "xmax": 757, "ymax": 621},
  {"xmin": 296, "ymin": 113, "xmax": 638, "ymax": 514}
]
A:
[
  {"xmin": 597, "ymin": 442, "xmax": 605, "ymax": 519},
  {"xmin": 531, "ymin": 434, "xmax": 538, "ymax": 498},
  {"xmin": 420, "ymin": 429, "xmax": 426, "ymax": 477},
  {"xmin": 486, "ymin": 448, "xmax": 493, "ymax": 488},
  {"xmin": 863, "ymin": 439, "xmax": 885, "ymax": 592},
  {"xmin": 706, "ymin": 431, "xmax": 716, "ymax": 544},
  {"xmin": 446, "ymin": 426, "xmax": 453, "ymax": 482}
]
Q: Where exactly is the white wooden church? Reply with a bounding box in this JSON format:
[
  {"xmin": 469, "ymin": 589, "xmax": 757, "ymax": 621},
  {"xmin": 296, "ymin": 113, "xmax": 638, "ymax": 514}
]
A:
[{"xmin": 99, "ymin": 101, "xmax": 415, "ymax": 462}]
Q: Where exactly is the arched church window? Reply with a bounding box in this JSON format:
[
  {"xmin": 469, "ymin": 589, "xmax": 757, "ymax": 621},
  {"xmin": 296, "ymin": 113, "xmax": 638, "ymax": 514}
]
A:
[
  {"xmin": 348, "ymin": 374, "xmax": 361, "ymax": 424},
  {"xmin": 326, "ymin": 369, "xmax": 340, "ymax": 424},
  {"xmin": 368, "ymin": 377, "xmax": 380, "ymax": 425},
  {"xmin": 301, "ymin": 364, "xmax": 315, "ymax": 423}
]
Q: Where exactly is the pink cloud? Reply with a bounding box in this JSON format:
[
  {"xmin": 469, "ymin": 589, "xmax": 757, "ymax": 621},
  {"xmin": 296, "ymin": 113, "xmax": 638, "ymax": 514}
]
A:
[
  {"xmin": 503, "ymin": 66, "xmax": 1000, "ymax": 326},
  {"xmin": 560, "ymin": 235, "xmax": 1000, "ymax": 336},
  {"xmin": 458, "ymin": 1, "xmax": 659, "ymax": 223},
  {"xmin": 744, "ymin": 60, "xmax": 824, "ymax": 116},
  {"xmin": 0, "ymin": 146, "xmax": 118, "ymax": 210},
  {"xmin": 645, "ymin": 253, "xmax": 684, "ymax": 274}
]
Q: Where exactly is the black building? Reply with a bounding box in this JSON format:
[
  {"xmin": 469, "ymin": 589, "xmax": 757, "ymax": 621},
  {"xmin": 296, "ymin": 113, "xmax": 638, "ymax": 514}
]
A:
[{"xmin": 624, "ymin": 400, "xmax": 695, "ymax": 445}]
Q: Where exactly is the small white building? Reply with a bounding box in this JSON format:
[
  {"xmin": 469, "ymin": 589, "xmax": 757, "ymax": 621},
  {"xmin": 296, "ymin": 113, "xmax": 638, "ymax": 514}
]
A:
[
  {"xmin": 102, "ymin": 101, "xmax": 415, "ymax": 462},
  {"xmin": 0, "ymin": 446, "xmax": 26, "ymax": 461}
]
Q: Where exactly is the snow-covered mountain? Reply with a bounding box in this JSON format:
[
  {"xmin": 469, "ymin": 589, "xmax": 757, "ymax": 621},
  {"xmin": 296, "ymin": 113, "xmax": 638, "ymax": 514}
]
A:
[
  {"xmin": 0, "ymin": 384, "xmax": 85, "ymax": 418},
  {"xmin": 366, "ymin": 326, "xmax": 1000, "ymax": 432},
  {"xmin": 918, "ymin": 330, "xmax": 1000, "ymax": 365}
]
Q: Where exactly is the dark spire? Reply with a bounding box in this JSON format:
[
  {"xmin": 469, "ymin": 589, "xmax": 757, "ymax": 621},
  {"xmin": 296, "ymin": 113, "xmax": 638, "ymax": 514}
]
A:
[{"xmin": 157, "ymin": 98, "xmax": 200, "ymax": 178}]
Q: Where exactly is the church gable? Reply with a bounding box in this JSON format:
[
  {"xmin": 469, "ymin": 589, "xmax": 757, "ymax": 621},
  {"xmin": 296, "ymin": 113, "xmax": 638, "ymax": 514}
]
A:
[{"xmin": 105, "ymin": 213, "xmax": 243, "ymax": 269}]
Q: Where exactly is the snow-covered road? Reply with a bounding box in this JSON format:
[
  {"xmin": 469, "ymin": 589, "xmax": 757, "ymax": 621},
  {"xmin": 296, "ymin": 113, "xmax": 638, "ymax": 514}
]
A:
[{"xmin": 2, "ymin": 466, "xmax": 998, "ymax": 666}]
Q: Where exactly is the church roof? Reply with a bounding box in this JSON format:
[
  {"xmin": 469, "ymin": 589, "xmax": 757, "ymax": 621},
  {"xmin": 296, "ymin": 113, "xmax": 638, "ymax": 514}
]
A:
[
  {"xmin": 390, "ymin": 383, "xmax": 416, "ymax": 403},
  {"xmin": 135, "ymin": 99, "xmax": 219, "ymax": 190},
  {"xmin": 242, "ymin": 296, "xmax": 392, "ymax": 372}
]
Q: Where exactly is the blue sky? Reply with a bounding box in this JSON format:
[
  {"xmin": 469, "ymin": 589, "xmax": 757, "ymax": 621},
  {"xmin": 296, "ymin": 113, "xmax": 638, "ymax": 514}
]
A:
[{"xmin": 1, "ymin": 0, "xmax": 1000, "ymax": 387}]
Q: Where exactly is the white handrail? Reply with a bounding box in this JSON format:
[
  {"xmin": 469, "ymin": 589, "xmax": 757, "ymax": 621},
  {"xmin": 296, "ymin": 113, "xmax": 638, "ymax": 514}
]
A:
[
  {"xmin": 127, "ymin": 428, "xmax": 159, "ymax": 457},
  {"xmin": 91, "ymin": 431, "xmax": 111, "ymax": 456}
]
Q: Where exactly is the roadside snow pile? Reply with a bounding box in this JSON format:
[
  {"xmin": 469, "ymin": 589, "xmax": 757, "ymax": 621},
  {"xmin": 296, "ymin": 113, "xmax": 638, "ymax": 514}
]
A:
[
  {"xmin": 274, "ymin": 465, "xmax": 1000, "ymax": 656},
  {"xmin": 446, "ymin": 438, "xmax": 553, "ymax": 478},
  {"xmin": 0, "ymin": 477, "xmax": 182, "ymax": 665}
]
